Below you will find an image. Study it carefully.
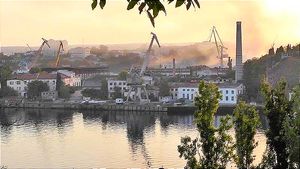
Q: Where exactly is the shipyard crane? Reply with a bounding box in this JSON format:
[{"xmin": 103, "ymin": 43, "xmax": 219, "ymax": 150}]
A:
[
  {"xmin": 54, "ymin": 41, "xmax": 64, "ymax": 67},
  {"xmin": 26, "ymin": 44, "xmax": 33, "ymax": 52},
  {"xmin": 209, "ymin": 26, "xmax": 228, "ymax": 68},
  {"xmin": 30, "ymin": 38, "xmax": 50, "ymax": 69},
  {"xmin": 126, "ymin": 32, "xmax": 161, "ymax": 103}
]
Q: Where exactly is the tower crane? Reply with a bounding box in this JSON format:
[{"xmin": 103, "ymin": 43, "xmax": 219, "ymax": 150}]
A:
[
  {"xmin": 209, "ymin": 26, "xmax": 228, "ymax": 68},
  {"xmin": 54, "ymin": 41, "xmax": 64, "ymax": 68},
  {"xmin": 126, "ymin": 32, "xmax": 161, "ymax": 103}
]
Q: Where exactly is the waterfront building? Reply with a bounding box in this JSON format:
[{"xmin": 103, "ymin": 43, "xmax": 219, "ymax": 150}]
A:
[
  {"xmin": 57, "ymin": 70, "xmax": 81, "ymax": 87},
  {"xmin": 107, "ymin": 79, "xmax": 128, "ymax": 98},
  {"xmin": 170, "ymin": 82, "xmax": 244, "ymax": 105},
  {"xmin": 190, "ymin": 65, "xmax": 227, "ymax": 77},
  {"xmin": 7, "ymin": 72, "xmax": 57, "ymax": 97}
]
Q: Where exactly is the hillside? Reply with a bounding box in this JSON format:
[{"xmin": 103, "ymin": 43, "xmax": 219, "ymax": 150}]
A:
[{"xmin": 268, "ymin": 56, "xmax": 300, "ymax": 89}]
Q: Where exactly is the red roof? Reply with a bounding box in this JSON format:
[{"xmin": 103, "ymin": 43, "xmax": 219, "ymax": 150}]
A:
[{"xmin": 11, "ymin": 72, "xmax": 57, "ymax": 80}]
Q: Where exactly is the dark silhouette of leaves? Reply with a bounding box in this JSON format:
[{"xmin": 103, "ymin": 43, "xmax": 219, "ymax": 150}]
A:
[{"xmin": 91, "ymin": 0, "xmax": 200, "ymax": 27}]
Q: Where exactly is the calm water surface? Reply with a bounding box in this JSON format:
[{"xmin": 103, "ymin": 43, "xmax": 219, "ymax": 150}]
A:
[{"xmin": 0, "ymin": 108, "xmax": 267, "ymax": 168}]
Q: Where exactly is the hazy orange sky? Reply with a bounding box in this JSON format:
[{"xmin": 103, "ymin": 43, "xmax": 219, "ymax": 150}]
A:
[{"xmin": 1, "ymin": 0, "xmax": 300, "ymax": 59}]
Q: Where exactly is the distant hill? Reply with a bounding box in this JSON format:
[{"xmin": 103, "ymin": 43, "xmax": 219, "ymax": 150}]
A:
[{"xmin": 243, "ymin": 44, "xmax": 300, "ymax": 102}]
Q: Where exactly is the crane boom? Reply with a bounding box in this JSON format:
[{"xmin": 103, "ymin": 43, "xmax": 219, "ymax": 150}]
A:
[
  {"xmin": 55, "ymin": 41, "xmax": 64, "ymax": 67},
  {"xmin": 139, "ymin": 32, "xmax": 161, "ymax": 76},
  {"xmin": 209, "ymin": 26, "xmax": 228, "ymax": 68}
]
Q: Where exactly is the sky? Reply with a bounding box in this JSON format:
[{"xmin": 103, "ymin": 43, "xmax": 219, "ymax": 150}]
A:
[{"xmin": 1, "ymin": 0, "xmax": 300, "ymax": 59}]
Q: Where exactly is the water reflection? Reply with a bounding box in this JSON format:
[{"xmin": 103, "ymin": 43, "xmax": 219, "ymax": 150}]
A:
[{"xmin": 0, "ymin": 108, "xmax": 268, "ymax": 168}]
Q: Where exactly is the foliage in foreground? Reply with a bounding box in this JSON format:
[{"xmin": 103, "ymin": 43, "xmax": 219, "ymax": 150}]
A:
[
  {"xmin": 233, "ymin": 101, "xmax": 260, "ymax": 169},
  {"xmin": 91, "ymin": 0, "xmax": 200, "ymax": 27},
  {"xmin": 260, "ymin": 80, "xmax": 295, "ymax": 169},
  {"xmin": 178, "ymin": 81, "xmax": 235, "ymax": 169},
  {"xmin": 283, "ymin": 85, "xmax": 300, "ymax": 168}
]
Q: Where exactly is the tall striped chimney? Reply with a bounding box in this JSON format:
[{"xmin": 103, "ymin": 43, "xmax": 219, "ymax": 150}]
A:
[{"xmin": 235, "ymin": 21, "xmax": 243, "ymax": 82}]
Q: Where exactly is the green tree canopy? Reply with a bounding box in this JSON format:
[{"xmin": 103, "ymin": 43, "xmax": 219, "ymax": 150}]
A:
[
  {"xmin": 27, "ymin": 81, "xmax": 49, "ymax": 99},
  {"xmin": 283, "ymin": 85, "xmax": 300, "ymax": 168},
  {"xmin": 260, "ymin": 80, "xmax": 293, "ymax": 169},
  {"xmin": 91, "ymin": 0, "xmax": 200, "ymax": 27},
  {"xmin": 0, "ymin": 65, "xmax": 12, "ymax": 87},
  {"xmin": 0, "ymin": 86, "xmax": 18, "ymax": 98},
  {"xmin": 233, "ymin": 101, "xmax": 260, "ymax": 169},
  {"xmin": 118, "ymin": 71, "xmax": 128, "ymax": 80},
  {"xmin": 29, "ymin": 67, "xmax": 41, "ymax": 74},
  {"xmin": 178, "ymin": 81, "xmax": 235, "ymax": 168},
  {"xmin": 159, "ymin": 79, "xmax": 170, "ymax": 97}
]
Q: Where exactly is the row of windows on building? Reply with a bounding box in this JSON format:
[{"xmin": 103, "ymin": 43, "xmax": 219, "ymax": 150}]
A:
[
  {"xmin": 220, "ymin": 89, "xmax": 235, "ymax": 95},
  {"xmin": 179, "ymin": 94, "xmax": 235, "ymax": 101},
  {"xmin": 9, "ymin": 80, "xmax": 56, "ymax": 85},
  {"xmin": 171, "ymin": 88, "xmax": 235, "ymax": 94},
  {"xmin": 109, "ymin": 82, "xmax": 126, "ymax": 86},
  {"xmin": 109, "ymin": 87, "xmax": 127, "ymax": 91}
]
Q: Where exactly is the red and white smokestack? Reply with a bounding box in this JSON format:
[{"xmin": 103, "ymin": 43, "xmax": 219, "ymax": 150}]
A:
[{"xmin": 173, "ymin": 58, "xmax": 176, "ymax": 77}]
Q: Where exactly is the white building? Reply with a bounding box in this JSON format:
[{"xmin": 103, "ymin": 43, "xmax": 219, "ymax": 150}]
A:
[
  {"xmin": 170, "ymin": 82, "xmax": 244, "ymax": 105},
  {"xmin": 107, "ymin": 79, "xmax": 128, "ymax": 98},
  {"xmin": 69, "ymin": 47, "xmax": 90, "ymax": 59},
  {"xmin": 57, "ymin": 70, "xmax": 81, "ymax": 87},
  {"xmin": 7, "ymin": 72, "xmax": 57, "ymax": 97}
]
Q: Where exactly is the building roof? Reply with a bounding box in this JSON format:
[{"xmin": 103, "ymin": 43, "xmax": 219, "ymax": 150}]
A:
[
  {"xmin": 170, "ymin": 82, "xmax": 243, "ymax": 89},
  {"xmin": 10, "ymin": 72, "xmax": 57, "ymax": 80}
]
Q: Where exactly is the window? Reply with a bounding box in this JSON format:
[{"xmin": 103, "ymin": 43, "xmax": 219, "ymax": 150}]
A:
[
  {"xmin": 231, "ymin": 96, "xmax": 234, "ymax": 101},
  {"xmin": 119, "ymin": 82, "xmax": 122, "ymax": 85},
  {"xmin": 16, "ymin": 81, "xmax": 21, "ymax": 85},
  {"xmin": 110, "ymin": 87, "xmax": 113, "ymax": 90},
  {"xmin": 183, "ymin": 89, "xmax": 185, "ymax": 91},
  {"xmin": 114, "ymin": 82, "xmax": 116, "ymax": 85},
  {"xmin": 231, "ymin": 90, "xmax": 234, "ymax": 94},
  {"xmin": 123, "ymin": 87, "xmax": 126, "ymax": 90},
  {"xmin": 110, "ymin": 83, "xmax": 113, "ymax": 85},
  {"xmin": 123, "ymin": 82, "xmax": 126, "ymax": 85},
  {"xmin": 187, "ymin": 94, "xmax": 189, "ymax": 99},
  {"xmin": 226, "ymin": 90, "xmax": 228, "ymax": 94},
  {"xmin": 171, "ymin": 88, "xmax": 174, "ymax": 91},
  {"xmin": 187, "ymin": 89, "xmax": 190, "ymax": 91},
  {"xmin": 9, "ymin": 81, "xmax": 14, "ymax": 85},
  {"xmin": 175, "ymin": 93, "xmax": 177, "ymax": 97},
  {"xmin": 191, "ymin": 89, "xmax": 194, "ymax": 91},
  {"xmin": 191, "ymin": 94, "xmax": 194, "ymax": 100},
  {"xmin": 226, "ymin": 96, "xmax": 228, "ymax": 101},
  {"xmin": 183, "ymin": 94, "xmax": 185, "ymax": 98},
  {"xmin": 175, "ymin": 89, "xmax": 178, "ymax": 91}
]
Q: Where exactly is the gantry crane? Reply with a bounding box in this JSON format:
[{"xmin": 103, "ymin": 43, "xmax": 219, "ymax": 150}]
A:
[
  {"xmin": 209, "ymin": 26, "xmax": 228, "ymax": 68},
  {"xmin": 126, "ymin": 32, "xmax": 161, "ymax": 103},
  {"xmin": 54, "ymin": 41, "xmax": 64, "ymax": 68},
  {"xmin": 30, "ymin": 38, "xmax": 50, "ymax": 69}
]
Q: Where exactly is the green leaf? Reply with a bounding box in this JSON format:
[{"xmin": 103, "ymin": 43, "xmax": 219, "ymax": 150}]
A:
[
  {"xmin": 158, "ymin": 2, "xmax": 167, "ymax": 15},
  {"xmin": 175, "ymin": 0, "xmax": 185, "ymax": 7},
  {"xmin": 194, "ymin": 0, "xmax": 200, "ymax": 8},
  {"xmin": 99, "ymin": 0, "xmax": 106, "ymax": 9},
  {"xmin": 138, "ymin": 2, "xmax": 146, "ymax": 14},
  {"xmin": 153, "ymin": 5, "xmax": 159, "ymax": 18},
  {"xmin": 91, "ymin": 0, "xmax": 97, "ymax": 10},
  {"xmin": 127, "ymin": 0, "xmax": 138, "ymax": 10},
  {"xmin": 147, "ymin": 10, "xmax": 155, "ymax": 27},
  {"xmin": 186, "ymin": 1, "xmax": 191, "ymax": 10}
]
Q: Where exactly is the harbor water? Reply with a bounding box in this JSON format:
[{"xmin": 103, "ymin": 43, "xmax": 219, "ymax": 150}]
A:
[{"xmin": 0, "ymin": 108, "xmax": 267, "ymax": 168}]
